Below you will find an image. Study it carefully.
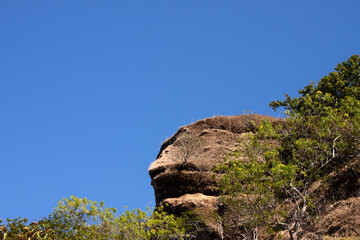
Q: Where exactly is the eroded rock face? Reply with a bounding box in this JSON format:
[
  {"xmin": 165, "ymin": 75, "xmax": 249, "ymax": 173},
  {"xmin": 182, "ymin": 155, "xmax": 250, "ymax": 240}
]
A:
[
  {"xmin": 149, "ymin": 114, "xmax": 360, "ymax": 239},
  {"xmin": 162, "ymin": 193, "xmax": 222, "ymax": 239},
  {"xmin": 149, "ymin": 114, "xmax": 277, "ymax": 203},
  {"xmin": 148, "ymin": 114, "xmax": 278, "ymax": 238}
]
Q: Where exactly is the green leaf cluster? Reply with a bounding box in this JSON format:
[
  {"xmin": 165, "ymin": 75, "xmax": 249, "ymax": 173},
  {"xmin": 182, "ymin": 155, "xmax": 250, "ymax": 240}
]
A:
[
  {"xmin": 1, "ymin": 196, "xmax": 197, "ymax": 240},
  {"xmin": 270, "ymin": 54, "xmax": 360, "ymax": 116},
  {"xmin": 217, "ymin": 55, "xmax": 360, "ymax": 239}
]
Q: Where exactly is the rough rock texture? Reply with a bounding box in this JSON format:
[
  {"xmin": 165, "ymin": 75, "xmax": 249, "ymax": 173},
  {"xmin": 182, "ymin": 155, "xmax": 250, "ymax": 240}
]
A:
[
  {"xmin": 317, "ymin": 197, "xmax": 360, "ymax": 237},
  {"xmin": 162, "ymin": 194, "xmax": 222, "ymax": 239},
  {"xmin": 148, "ymin": 114, "xmax": 360, "ymax": 239},
  {"xmin": 309, "ymin": 165, "xmax": 360, "ymax": 239},
  {"xmin": 149, "ymin": 114, "xmax": 278, "ymax": 238}
]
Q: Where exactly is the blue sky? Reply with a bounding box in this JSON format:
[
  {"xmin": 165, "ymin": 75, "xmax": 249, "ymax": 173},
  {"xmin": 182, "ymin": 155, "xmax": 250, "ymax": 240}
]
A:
[{"xmin": 1, "ymin": 1, "xmax": 359, "ymax": 221}]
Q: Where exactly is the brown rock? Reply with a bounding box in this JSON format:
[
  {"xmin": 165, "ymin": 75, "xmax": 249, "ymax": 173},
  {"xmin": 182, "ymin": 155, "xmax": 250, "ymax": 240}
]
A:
[
  {"xmin": 149, "ymin": 114, "xmax": 360, "ymax": 239},
  {"xmin": 149, "ymin": 114, "xmax": 278, "ymax": 203},
  {"xmin": 148, "ymin": 114, "xmax": 279, "ymax": 238},
  {"xmin": 162, "ymin": 193, "xmax": 223, "ymax": 239}
]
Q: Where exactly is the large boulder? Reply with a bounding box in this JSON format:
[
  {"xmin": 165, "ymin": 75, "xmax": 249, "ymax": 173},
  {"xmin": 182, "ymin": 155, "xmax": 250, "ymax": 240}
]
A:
[{"xmin": 148, "ymin": 114, "xmax": 278, "ymax": 238}]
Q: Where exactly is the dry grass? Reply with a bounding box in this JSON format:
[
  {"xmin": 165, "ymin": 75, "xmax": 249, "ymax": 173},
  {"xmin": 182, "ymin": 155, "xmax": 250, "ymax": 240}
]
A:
[{"xmin": 323, "ymin": 237, "xmax": 360, "ymax": 240}]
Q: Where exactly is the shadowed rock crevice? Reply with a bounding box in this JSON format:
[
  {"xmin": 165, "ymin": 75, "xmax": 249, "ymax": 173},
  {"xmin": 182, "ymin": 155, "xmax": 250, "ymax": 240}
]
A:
[{"xmin": 152, "ymin": 170, "xmax": 220, "ymax": 203}]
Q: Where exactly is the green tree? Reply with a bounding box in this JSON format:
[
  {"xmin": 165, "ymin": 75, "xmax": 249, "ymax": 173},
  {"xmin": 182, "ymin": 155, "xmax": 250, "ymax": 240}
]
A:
[
  {"xmin": 270, "ymin": 54, "xmax": 360, "ymax": 116},
  {"xmin": 0, "ymin": 217, "xmax": 55, "ymax": 240},
  {"xmin": 217, "ymin": 55, "xmax": 360, "ymax": 240},
  {"xmin": 216, "ymin": 123, "xmax": 302, "ymax": 240},
  {"xmin": 1, "ymin": 196, "xmax": 199, "ymax": 240},
  {"xmin": 43, "ymin": 196, "xmax": 194, "ymax": 240}
]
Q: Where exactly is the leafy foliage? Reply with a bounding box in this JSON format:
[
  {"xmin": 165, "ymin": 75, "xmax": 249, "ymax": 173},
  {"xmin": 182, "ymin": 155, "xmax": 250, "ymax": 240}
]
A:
[
  {"xmin": 0, "ymin": 218, "xmax": 55, "ymax": 240},
  {"xmin": 0, "ymin": 196, "xmax": 198, "ymax": 240},
  {"xmin": 270, "ymin": 54, "xmax": 360, "ymax": 116},
  {"xmin": 217, "ymin": 55, "xmax": 360, "ymax": 239}
]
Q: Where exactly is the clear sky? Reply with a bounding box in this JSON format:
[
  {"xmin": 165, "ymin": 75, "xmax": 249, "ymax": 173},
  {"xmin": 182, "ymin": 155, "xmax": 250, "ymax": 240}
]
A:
[{"xmin": 1, "ymin": 1, "xmax": 359, "ymax": 221}]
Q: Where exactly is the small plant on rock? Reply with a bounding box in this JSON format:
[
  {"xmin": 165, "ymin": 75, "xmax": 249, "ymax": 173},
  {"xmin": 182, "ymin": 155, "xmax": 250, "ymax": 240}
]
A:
[{"xmin": 174, "ymin": 132, "xmax": 203, "ymax": 165}]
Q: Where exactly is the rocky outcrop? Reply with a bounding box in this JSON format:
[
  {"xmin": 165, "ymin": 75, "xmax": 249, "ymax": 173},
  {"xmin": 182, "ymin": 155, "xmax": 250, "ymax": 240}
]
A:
[
  {"xmin": 162, "ymin": 194, "xmax": 222, "ymax": 239},
  {"xmin": 148, "ymin": 114, "xmax": 360, "ymax": 239},
  {"xmin": 149, "ymin": 114, "xmax": 278, "ymax": 238}
]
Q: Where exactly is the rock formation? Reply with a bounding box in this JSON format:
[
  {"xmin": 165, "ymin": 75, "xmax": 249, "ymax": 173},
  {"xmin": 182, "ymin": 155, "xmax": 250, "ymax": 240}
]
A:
[
  {"xmin": 148, "ymin": 114, "xmax": 360, "ymax": 239},
  {"xmin": 149, "ymin": 114, "xmax": 278, "ymax": 238}
]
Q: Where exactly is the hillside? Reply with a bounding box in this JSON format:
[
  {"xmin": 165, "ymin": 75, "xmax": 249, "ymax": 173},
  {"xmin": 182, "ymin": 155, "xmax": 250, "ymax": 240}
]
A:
[{"xmin": 149, "ymin": 114, "xmax": 360, "ymax": 239}]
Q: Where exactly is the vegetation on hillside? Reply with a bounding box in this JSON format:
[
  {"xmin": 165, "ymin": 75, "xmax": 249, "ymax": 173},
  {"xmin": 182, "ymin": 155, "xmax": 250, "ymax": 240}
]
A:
[
  {"xmin": 0, "ymin": 196, "xmax": 199, "ymax": 240},
  {"xmin": 1, "ymin": 55, "xmax": 359, "ymax": 239},
  {"xmin": 216, "ymin": 54, "xmax": 360, "ymax": 239}
]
